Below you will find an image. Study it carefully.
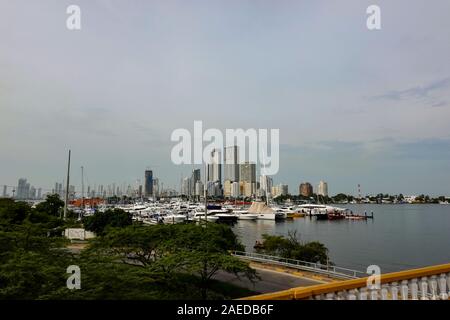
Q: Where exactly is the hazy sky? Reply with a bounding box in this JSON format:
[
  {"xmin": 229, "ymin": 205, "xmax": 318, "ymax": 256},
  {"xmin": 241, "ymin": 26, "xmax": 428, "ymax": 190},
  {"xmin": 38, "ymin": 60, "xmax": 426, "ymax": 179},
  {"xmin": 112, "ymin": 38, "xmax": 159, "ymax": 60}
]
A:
[{"xmin": 1, "ymin": 0, "xmax": 450, "ymax": 196}]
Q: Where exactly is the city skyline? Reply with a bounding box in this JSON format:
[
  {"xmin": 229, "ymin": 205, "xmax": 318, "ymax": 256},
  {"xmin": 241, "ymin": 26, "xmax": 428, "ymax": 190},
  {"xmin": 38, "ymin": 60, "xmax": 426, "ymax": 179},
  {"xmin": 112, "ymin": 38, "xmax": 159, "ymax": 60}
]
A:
[{"xmin": 1, "ymin": 1, "xmax": 450, "ymax": 195}]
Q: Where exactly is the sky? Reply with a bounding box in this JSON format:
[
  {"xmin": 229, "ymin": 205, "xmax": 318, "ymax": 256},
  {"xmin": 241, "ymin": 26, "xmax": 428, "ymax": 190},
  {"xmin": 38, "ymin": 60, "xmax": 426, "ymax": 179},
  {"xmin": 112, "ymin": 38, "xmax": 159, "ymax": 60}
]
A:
[{"xmin": 1, "ymin": 0, "xmax": 450, "ymax": 196}]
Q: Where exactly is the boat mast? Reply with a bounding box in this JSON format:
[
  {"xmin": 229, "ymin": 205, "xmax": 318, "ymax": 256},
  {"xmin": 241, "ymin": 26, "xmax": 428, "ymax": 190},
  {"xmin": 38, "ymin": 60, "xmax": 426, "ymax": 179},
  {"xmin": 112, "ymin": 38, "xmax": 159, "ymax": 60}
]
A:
[
  {"xmin": 63, "ymin": 150, "xmax": 71, "ymax": 220},
  {"xmin": 204, "ymin": 162, "xmax": 208, "ymax": 224},
  {"xmin": 81, "ymin": 166, "xmax": 85, "ymax": 214}
]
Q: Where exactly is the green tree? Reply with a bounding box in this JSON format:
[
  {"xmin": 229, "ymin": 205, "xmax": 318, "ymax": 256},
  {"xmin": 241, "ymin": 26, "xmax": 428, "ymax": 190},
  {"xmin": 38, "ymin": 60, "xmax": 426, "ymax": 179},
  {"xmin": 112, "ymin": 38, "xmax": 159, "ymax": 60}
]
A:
[
  {"xmin": 257, "ymin": 231, "xmax": 329, "ymax": 264},
  {"xmin": 83, "ymin": 209, "xmax": 132, "ymax": 235},
  {"xmin": 88, "ymin": 223, "xmax": 255, "ymax": 299},
  {"xmin": 35, "ymin": 194, "xmax": 65, "ymax": 217}
]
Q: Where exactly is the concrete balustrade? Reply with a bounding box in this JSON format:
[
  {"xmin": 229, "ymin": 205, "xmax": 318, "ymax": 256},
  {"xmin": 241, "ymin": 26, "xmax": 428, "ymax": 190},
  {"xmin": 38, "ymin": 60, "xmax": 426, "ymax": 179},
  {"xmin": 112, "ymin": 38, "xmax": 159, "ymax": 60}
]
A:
[{"xmin": 241, "ymin": 263, "xmax": 450, "ymax": 300}]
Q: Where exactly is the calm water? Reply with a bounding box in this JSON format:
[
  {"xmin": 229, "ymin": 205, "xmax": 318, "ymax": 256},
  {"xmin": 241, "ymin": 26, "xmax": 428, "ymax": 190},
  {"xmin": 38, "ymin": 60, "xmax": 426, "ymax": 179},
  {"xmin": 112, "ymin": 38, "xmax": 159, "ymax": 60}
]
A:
[{"xmin": 232, "ymin": 204, "xmax": 450, "ymax": 273}]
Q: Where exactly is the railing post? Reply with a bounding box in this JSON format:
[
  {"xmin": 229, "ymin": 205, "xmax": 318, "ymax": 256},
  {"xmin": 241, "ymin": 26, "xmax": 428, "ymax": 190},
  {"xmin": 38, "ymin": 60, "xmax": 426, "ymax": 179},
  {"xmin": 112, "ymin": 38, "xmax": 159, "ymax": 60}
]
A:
[
  {"xmin": 438, "ymin": 274, "xmax": 449, "ymax": 300},
  {"xmin": 381, "ymin": 285, "xmax": 389, "ymax": 300},
  {"xmin": 347, "ymin": 290, "xmax": 357, "ymax": 300},
  {"xmin": 359, "ymin": 288, "xmax": 368, "ymax": 300},
  {"xmin": 401, "ymin": 280, "xmax": 409, "ymax": 300},
  {"xmin": 410, "ymin": 278, "xmax": 419, "ymax": 300},
  {"xmin": 429, "ymin": 276, "xmax": 439, "ymax": 300},
  {"xmin": 420, "ymin": 277, "xmax": 429, "ymax": 300},
  {"xmin": 390, "ymin": 282, "xmax": 399, "ymax": 300}
]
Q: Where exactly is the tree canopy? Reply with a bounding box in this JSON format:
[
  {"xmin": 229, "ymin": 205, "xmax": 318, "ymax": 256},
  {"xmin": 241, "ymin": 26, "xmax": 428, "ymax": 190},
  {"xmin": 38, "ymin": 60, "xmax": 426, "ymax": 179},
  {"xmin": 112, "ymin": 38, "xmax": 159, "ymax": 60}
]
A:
[
  {"xmin": 82, "ymin": 208, "xmax": 132, "ymax": 235},
  {"xmin": 256, "ymin": 231, "xmax": 329, "ymax": 264},
  {"xmin": 0, "ymin": 198, "xmax": 257, "ymax": 300}
]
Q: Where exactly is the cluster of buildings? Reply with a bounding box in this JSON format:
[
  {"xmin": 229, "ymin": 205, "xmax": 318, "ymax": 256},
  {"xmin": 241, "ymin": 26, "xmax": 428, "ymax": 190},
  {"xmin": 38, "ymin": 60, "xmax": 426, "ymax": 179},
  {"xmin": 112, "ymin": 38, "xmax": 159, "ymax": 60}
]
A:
[
  {"xmin": 178, "ymin": 145, "xmax": 329, "ymax": 200},
  {"xmin": 299, "ymin": 181, "xmax": 328, "ymax": 197},
  {"xmin": 4, "ymin": 153, "xmax": 329, "ymax": 201},
  {"xmin": 181, "ymin": 146, "xmax": 262, "ymax": 199},
  {"xmin": 6, "ymin": 178, "xmax": 43, "ymax": 200}
]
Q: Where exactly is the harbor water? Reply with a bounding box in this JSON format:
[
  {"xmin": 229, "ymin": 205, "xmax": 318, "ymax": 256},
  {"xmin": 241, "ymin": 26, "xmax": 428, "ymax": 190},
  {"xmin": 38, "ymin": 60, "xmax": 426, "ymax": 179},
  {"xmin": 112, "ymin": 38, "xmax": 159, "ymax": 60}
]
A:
[{"xmin": 232, "ymin": 204, "xmax": 450, "ymax": 273}]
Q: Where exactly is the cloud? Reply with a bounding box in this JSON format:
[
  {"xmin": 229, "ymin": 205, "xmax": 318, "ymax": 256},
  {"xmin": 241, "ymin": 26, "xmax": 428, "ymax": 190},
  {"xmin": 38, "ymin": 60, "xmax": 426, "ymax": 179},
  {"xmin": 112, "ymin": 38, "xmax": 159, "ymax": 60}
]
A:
[
  {"xmin": 370, "ymin": 77, "xmax": 450, "ymax": 105},
  {"xmin": 431, "ymin": 101, "xmax": 448, "ymax": 108}
]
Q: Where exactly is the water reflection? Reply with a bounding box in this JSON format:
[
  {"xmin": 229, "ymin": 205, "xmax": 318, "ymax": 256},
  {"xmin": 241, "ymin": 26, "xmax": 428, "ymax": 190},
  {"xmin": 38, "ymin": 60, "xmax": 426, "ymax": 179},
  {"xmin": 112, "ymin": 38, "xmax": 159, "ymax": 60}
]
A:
[{"xmin": 232, "ymin": 204, "xmax": 450, "ymax": 273}]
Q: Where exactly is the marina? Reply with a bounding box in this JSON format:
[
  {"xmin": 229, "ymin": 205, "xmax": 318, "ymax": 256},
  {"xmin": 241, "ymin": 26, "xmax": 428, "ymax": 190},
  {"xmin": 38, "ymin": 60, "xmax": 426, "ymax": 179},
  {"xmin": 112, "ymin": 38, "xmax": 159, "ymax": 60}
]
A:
[{"xmin": 72, "ymin": 200, "xmax": 450, "ymax": 274}]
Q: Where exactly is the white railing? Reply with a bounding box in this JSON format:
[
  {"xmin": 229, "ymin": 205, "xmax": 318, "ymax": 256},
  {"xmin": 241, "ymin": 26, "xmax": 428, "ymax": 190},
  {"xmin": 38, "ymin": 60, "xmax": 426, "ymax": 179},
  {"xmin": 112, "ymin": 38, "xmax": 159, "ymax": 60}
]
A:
[
  {"xmin": 312, "ymin": 275, "xmax": 450, "ymax": 300},
  {"xmin": 231, "ymin": 250, "xmax": 366, "ymax": 280},
  {"xmin": 242, "ymin": 263, "xmax": 450, "ymax": 300}
]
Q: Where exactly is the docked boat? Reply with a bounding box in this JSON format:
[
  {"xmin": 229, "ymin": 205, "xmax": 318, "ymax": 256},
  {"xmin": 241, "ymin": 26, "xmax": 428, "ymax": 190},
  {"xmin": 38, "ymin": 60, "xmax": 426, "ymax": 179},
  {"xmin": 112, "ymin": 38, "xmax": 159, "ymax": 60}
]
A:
[
  {"xmin": 213, "ymin": 213, "xmax": 238, "ymax": 223},
  {"xmin": 163, "ymin": 214, "xmax": 187, "ymax": 224},
  {"xmin": 232, "ymin": 210, "xmax": 258, "ymax": 221},
  {"xmin": 254, "ymin": 212, "xmax": 286, "ymax": 220},
  {"xmin": 191, "ymin": 208, "xmax": 219, "ymax": 222},
  {"xmin": 327, "ymin": 212, "xmax": 345, "ymax": 220},
  {"xmin": 248, "ymin": 201, "xmax": 286, "ymax": 220}
]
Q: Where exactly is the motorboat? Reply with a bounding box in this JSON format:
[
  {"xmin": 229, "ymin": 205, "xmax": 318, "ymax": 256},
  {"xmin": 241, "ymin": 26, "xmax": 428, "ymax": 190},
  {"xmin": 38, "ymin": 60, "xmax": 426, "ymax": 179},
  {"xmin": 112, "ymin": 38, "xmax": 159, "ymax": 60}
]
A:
[
  {"xmin": 255, "ymin": 212, "xmax": 286, "ymax": 220},
  {"xmin": 163, "ymin": 214, "xmax": 187, "ymax": 224},
  {"xmin": 212, "ymin": 213, "xmax": 238, "ymax": 223},
  {"xmin": 232, "ymin": 210, "xmax": 258, "ymax": 221}
]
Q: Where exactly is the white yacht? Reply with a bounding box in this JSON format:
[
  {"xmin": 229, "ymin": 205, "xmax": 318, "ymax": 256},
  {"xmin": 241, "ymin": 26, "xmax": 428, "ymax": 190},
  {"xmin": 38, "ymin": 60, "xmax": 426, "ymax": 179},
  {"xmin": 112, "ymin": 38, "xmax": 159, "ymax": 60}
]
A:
[
  {"xmin": 232, "ymin": 210, "xmax": 258, "ymax": 221},
  {"xmin": 253, "ymin": 211, "xmax": 286, "ymax": 220},
  {"xmin": 163, "ymin": 214, "xmax": 187, "ymax": 224},
  {"xmin": 190, "ymin": 208, "xmax": 219, "ymax": 222}
]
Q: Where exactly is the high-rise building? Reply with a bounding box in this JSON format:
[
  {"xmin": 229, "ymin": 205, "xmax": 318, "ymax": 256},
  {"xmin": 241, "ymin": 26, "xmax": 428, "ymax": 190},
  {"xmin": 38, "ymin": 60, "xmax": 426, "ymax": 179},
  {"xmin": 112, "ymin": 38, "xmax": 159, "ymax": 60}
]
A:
[
  {"xmin": 69, "ymin": 185, "xmax": 76, "ymax": 201},
  {"xmin": 144, "ymin": 170, "xmax": 153, "ymax": 197},
  {"xmin": 259, "ymin": 175, "xmax": 273, "ymax": 196},
  {"xmin": 29, "ymin": 186, "xmax": 36, "ymax": 200},
  {"xmin": 231, "ymin": 182, "xmax": 240, "ymax": 198},
  {"xmin": 272, "ymin": 184, "xmax": 288, "ymax": 197},
  {"xmin": 224, "ymin": 146, "xmax": 239, "ymax": 182},
  {"xmin": 207, "ymin": 149, "xmax": 222, "ymax": 184},
  {"xmin": 54, "ymin": 182, "xmax": 63, "ymax": 198},
  {"xmin": 2, "ymin": 185, "xmax": 7, "ymax": 197},
  {"xmin": 207, "ymin": 181, "xmax": 222, "ymax": 197},
  {"xmin": 223, "ymin": 180, "xmax": 232, "ymax": 198},
  {"xmin": 317, "ymin": 181, "xmax": 328, "ymax": 197},
  {"xmin": 242, "ymin": 182, "xmax": 256, "ymax": 198},
  {"xmin": 195, "ymin": 181, "xmax": 203, "ymax": 197},
  {"xmin": 37, "ymin": 188, "xmax": 42, "ymax": 199},
  {"xmin": 239, "ymin": 162, "xmax": 256, "ymax": 184},
  {"xmin": 182, "ymin": 177, "xmax": 191, "ymax": 196},
  {"xmin": 238, "ymin": 162, "xmax": 256, "ymax": 198},
  {"xmin": 153, "ymin": 178, "xmax": 160, "ymax": 197},
  {"xmin": 299, "ymin": 182, "xmax": 313, "ymax": 197},
  {"xmin": 17, "ymin": 178, "xmax": 28, "ymax": 199}
]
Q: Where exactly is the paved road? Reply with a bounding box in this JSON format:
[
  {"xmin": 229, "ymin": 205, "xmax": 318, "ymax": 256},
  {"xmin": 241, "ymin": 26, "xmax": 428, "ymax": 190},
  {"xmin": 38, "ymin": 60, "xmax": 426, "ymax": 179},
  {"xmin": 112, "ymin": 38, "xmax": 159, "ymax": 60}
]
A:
[{"xmin": 215, "ymin": 266, "xmax": 323, "ymax": 294}]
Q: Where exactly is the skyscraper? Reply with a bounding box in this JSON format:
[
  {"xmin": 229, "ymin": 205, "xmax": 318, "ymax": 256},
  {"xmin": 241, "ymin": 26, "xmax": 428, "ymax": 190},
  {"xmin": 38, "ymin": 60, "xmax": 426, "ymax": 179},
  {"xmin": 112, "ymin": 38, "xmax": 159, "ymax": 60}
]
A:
[
  {"xmin": 239, "ymin": 162, "xmax": 256, "ymax": 197},
  {"xmin": 231, "ymin": 182, "xmax": 240, "ymax": 198},
  {"xmin": 182, "ymin": 177, "xmax": 191, "ymax": 196},
  {"xmin": 224, "ymin": 146, "xmax": 239, "ymax": 182},
  {"xmin": 152, "ymin": 178, "xmax": 160, "ymax": 197},
  {"xmin": 29, "ymin": 186, "xmax": 36, "ymax": 200},
  {"xmin": 240, "ymin": 162, "xmax": 256, "ymax": 184},
  {"xmin": 259, "ymin": 175, "xmax": 273, "ymax": 194},
  {"xmin": 271, "ymin": 184, "xmax": 288, "ymax": 197},
  {"xmin": 17, "ymin": 178, "xmax": 28, "ymax": 199},
  {"xmin": 317, "ymin": 181, "xmax": 328, "ymax": 197},
  {"xmin": 144, "ymin": 170, "xmax": 153, "ymax": 197},
  {"xmin": 2, "ymin": 185, "xmax": 7, "ymax": 197},
  {"xmin": 207, "ymin": 149, "xmax": 222, "ymax": 184},
  {"xmin": 189, "ymin": 169, "xmax": 201, "ymax": 197},
  {"xmin": 194, "ymin": 181, "xmax": 203, "ymax": 197},
  {"xmin": 299, "ymin": 182, "xmax": 313, "ymax": 197}
]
